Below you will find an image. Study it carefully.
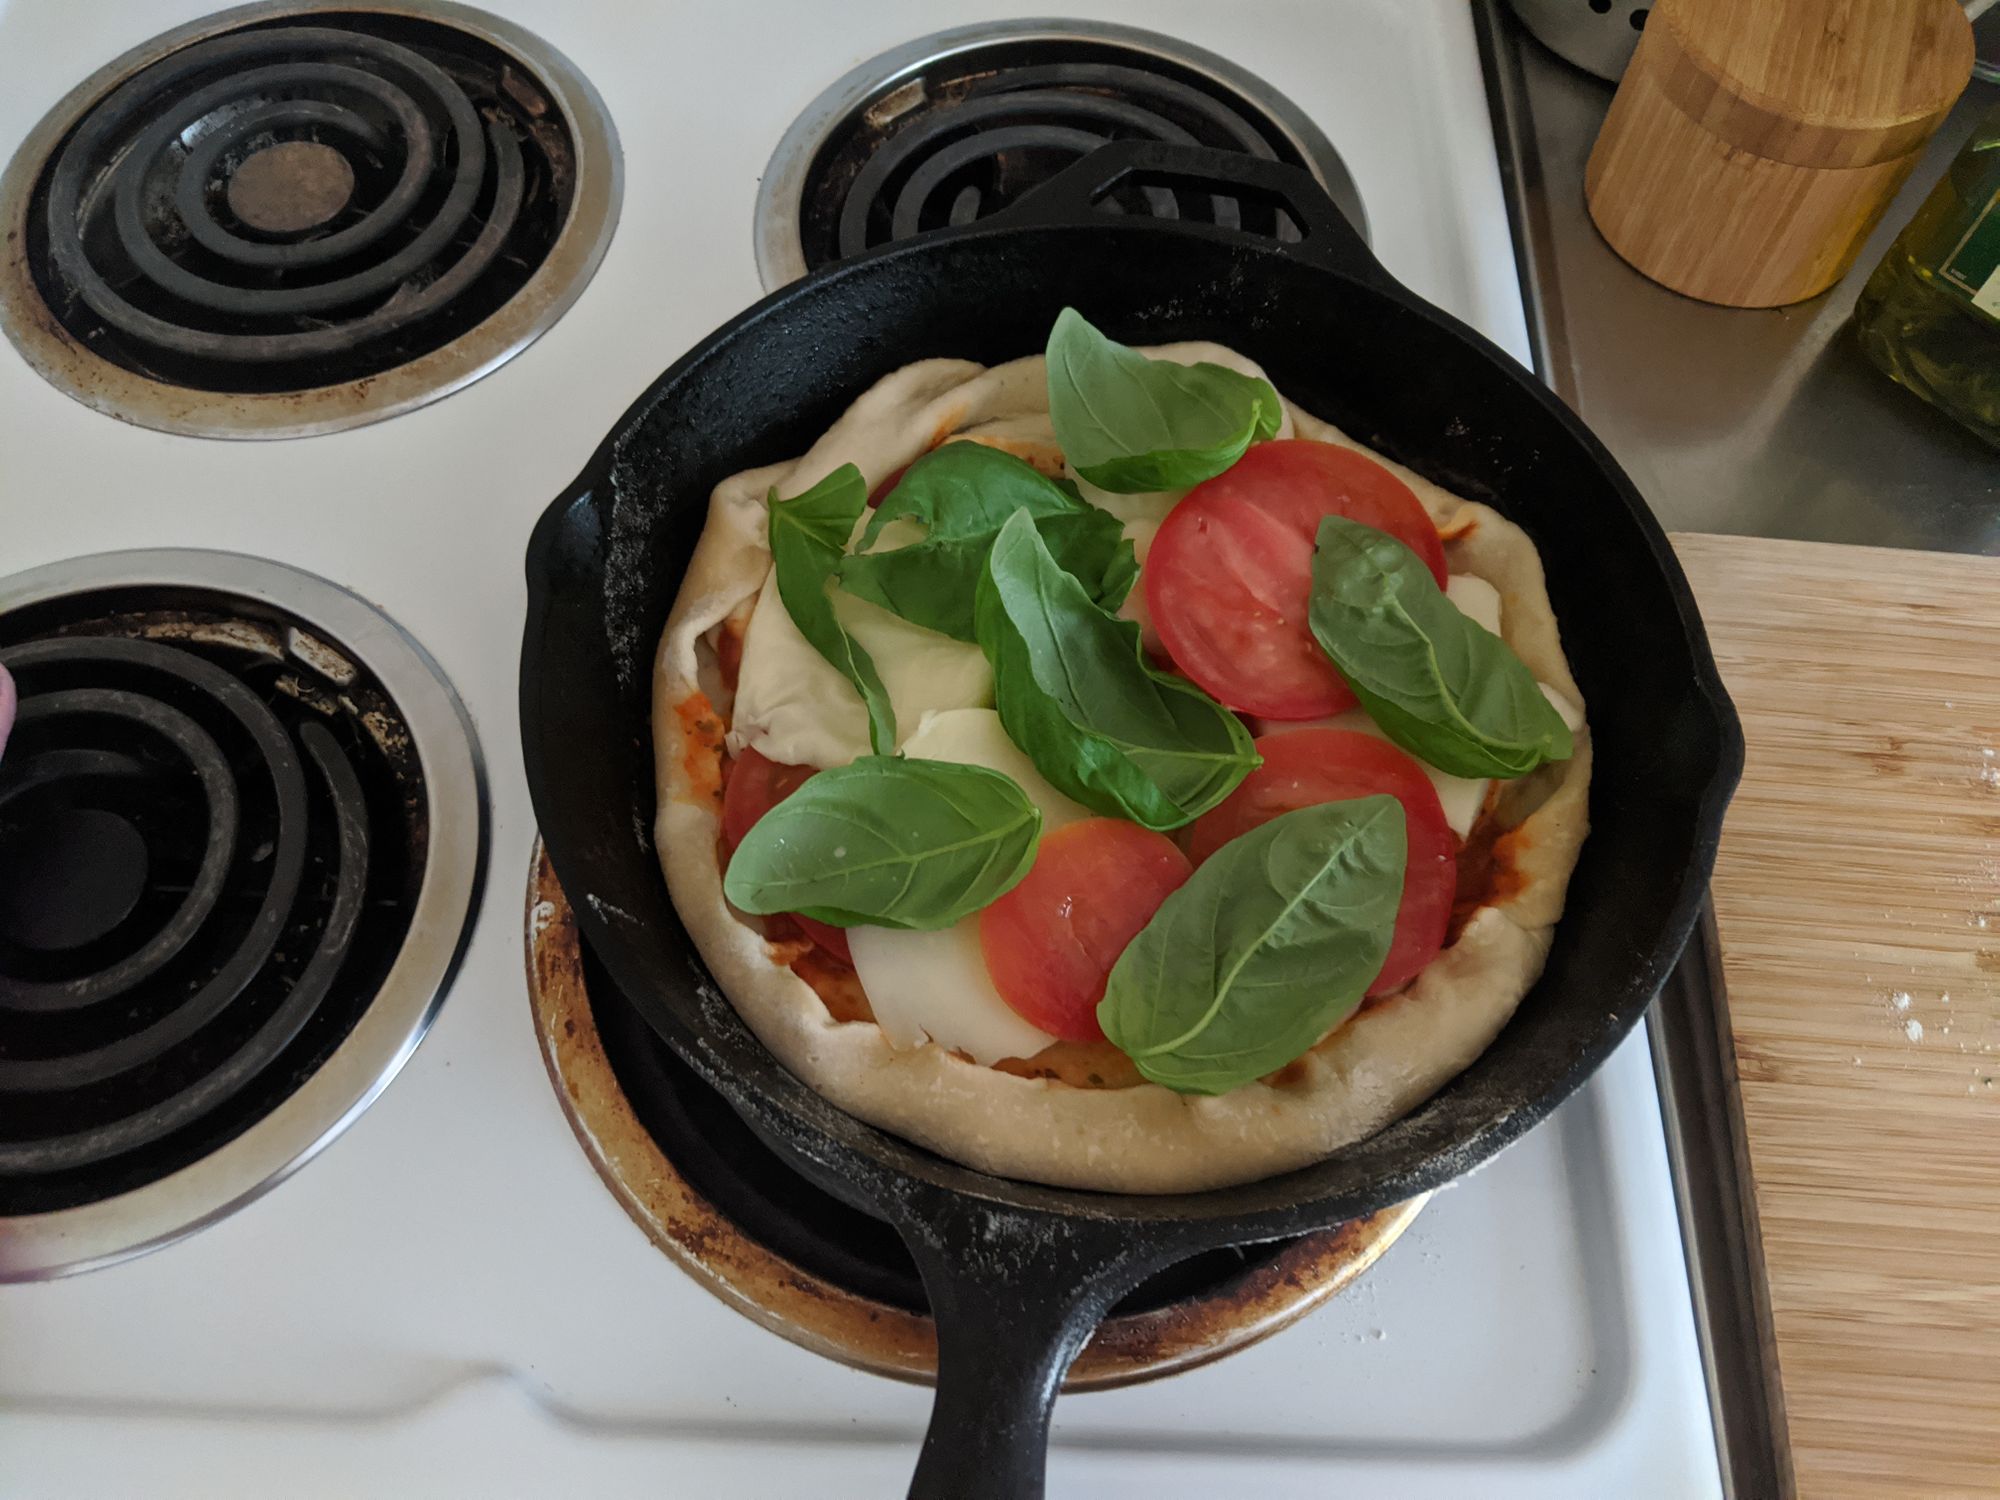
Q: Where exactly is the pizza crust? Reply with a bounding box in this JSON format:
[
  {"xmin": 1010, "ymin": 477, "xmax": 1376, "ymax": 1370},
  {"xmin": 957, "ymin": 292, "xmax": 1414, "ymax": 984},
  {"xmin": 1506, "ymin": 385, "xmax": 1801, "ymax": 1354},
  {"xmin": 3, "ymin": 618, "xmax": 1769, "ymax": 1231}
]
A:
[{"xmin": 651, "ymin": 349, "xmax": 1590, "ymax": 1194}]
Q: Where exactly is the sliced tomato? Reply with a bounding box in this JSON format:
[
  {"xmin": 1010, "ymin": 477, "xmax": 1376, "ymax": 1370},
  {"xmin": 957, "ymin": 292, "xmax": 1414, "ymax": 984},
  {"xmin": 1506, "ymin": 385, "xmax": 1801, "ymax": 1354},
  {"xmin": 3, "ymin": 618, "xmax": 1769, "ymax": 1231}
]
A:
[
  {"xmin": 979, "ymin": 819, "xmax": 1192, "ymax": 1042},
  {"xmin": 1144, "ymin": 440, "xmax": 1446, "ymax": 720},
  {"xmin": 720, "ymin": 747, "xmax": 852, "ymax": 964},
  {"xmin": 1185, "ymin": 730, "xmax": 1454, "ymax": 996},
  {"xmin": 720, "ymin": 747, "xmax": 813, "ymax": 850},
  {"xmin": 866, "ymin": 463, "xmax": 910, "ymax": 508}
]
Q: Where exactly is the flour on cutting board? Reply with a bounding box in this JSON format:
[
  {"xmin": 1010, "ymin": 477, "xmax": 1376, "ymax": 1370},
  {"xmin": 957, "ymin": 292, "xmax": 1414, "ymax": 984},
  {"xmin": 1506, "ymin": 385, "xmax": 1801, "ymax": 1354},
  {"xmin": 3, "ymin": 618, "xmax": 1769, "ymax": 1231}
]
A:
[{"xmin": 1870, "ymin": 975, "xmax": 2000, "ymax": 1083}]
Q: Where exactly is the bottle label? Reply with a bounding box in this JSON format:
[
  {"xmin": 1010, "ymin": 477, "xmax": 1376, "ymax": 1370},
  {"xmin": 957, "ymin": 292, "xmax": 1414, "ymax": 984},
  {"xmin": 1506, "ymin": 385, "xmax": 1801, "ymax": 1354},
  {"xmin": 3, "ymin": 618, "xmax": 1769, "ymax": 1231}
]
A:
[{"xmin": 1941, "ymin": 190, "xmax": 2000, "ymax": 320}]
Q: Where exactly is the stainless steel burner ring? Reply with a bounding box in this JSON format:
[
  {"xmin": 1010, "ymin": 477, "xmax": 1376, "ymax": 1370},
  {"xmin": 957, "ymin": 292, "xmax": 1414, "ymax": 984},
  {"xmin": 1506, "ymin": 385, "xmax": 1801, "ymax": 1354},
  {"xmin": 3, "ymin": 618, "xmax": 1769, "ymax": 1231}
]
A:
[{"xmin": 0, "ymin": 550, "xmax": 486, "ymax": 1278}]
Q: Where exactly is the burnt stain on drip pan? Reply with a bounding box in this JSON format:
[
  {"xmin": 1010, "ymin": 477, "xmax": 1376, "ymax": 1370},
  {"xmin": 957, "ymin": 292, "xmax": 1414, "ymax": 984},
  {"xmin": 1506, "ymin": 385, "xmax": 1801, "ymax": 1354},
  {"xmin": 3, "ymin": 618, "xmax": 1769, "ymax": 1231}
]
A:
[
  {"xmin": 525, "ymin": 843, "xmax": 1426, "ymax": 1387},
  {"xmin": 0, "ymin": 1, "xmax": 620, "ymax": 438}
]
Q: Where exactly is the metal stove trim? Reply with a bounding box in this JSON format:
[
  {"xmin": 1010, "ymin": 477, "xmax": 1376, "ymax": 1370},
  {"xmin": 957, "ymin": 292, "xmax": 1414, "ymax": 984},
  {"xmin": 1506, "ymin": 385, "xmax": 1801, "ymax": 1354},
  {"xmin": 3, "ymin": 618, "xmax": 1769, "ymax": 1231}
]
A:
[
  {"xmin": 1471, "ymin": 6, "xmax": 1791, "ymax": 1492},
  {"xmin": 0, "ymin": 548, "xmax": 488, "ymax": 1279},
  {"xmin": 0, "ymin": 0, "xmax": 621, "ymax": 441},
  {"xmin": 752, "ymin": 16, "xmax": 1369, "ymax": 292}
]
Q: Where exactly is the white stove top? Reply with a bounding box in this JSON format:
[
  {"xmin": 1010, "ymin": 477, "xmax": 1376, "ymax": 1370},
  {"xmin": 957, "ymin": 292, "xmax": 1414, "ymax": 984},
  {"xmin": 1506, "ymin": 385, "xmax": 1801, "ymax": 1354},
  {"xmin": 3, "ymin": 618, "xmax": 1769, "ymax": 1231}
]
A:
[{"xmin": 0, "ymin": 1, "xmax": 1720, "ymax": 1493}]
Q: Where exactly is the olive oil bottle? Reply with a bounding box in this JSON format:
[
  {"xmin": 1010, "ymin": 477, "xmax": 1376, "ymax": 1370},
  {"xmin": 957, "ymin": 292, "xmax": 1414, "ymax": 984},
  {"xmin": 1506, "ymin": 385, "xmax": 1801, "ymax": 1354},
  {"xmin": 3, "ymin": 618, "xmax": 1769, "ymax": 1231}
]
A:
[{"xmin": 1853, "ymin": 105, "xmax": 2000, "ymax": 448}]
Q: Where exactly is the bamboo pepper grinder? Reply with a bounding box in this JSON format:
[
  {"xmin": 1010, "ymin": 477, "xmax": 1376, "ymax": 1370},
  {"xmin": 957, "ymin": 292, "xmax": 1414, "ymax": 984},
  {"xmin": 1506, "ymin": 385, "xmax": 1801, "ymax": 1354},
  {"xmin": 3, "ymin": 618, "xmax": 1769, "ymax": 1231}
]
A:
[{"xmin": 1585, "ymin": 0, "xmax": 1975, "ymax": 308}]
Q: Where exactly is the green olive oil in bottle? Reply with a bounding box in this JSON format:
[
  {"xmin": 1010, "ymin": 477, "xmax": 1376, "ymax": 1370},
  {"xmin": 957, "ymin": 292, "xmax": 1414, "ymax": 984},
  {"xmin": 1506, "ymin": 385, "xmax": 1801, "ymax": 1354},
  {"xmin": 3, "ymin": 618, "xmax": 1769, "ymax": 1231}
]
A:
[{"xmin": 1853, "ymin": 105, "xmax": 2000, "ymax": 448}]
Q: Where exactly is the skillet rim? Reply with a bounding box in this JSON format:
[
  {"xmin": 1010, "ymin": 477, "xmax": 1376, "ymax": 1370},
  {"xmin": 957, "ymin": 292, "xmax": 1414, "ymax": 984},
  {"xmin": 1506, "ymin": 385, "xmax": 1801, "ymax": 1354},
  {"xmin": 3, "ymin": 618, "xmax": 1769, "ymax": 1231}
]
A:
[{"xmin": 520, "ymin": 208, "xmax": 1744, "ymax": 1236}]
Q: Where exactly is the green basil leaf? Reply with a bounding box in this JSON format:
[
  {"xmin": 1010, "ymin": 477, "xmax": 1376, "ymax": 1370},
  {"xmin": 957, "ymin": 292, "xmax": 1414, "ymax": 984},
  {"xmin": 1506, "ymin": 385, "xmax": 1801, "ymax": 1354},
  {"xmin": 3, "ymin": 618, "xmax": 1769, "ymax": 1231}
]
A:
[
  {"xmin": 974, "ymin": 510, "xmax": 1258, "ymax": 831},
  {"xmin": 836, "ymin": 443, "xmax": 1135, "ymax": 640},
  {"xmin": 1309, "ymin": 515, "xmax": 1574, "ymax": 780},
  {"xmin": 1098, "ymin": 796, "xmax": 1408, "ymax": 1095},
  {"xmin": 722, "ymin": 755, "xmax": 1041, "ymax": 930},
  {"xmin": 1045, "ymin": 306, "xmax": 1282, "ymax": 494},
  {"xmin": 768, "ymin": 465, "xmax": 896, "ymax": 755}
]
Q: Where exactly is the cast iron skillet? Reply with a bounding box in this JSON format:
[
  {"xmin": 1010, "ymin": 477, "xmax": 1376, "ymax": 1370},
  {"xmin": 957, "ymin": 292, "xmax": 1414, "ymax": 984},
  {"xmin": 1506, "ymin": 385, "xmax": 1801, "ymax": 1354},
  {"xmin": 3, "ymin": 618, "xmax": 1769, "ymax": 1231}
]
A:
[{"xmin": 520, "ymin": 142, "xmax": 1742, "ymax": 1498}]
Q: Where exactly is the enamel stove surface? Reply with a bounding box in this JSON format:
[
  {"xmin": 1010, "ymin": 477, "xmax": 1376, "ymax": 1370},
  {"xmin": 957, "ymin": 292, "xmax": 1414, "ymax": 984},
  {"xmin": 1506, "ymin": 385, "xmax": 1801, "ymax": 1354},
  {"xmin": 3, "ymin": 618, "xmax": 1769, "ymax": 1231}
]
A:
[{"xmin": 0, "ymin": 2, "xmax": 1720, "ymax": 1495}]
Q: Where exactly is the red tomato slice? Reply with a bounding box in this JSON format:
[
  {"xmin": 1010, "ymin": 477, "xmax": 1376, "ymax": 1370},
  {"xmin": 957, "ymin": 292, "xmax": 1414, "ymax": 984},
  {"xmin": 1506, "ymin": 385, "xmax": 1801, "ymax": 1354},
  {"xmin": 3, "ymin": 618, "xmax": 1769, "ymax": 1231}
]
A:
[
  {"xmin": 1185, "ymin": 730, "xmax": 1454, "ymax": 996},
  {"xmin": 1144, "ymin": 440, "xmax": 1446, "ymax": 720},
  {"xmin": 866, "ymin": 463, "xmax": 909, "ymax": 508},
  {"xmin": 979, "ymin": 818, "xmax": 1192, "ymax": 1042},
  {"xmin": 720, "ymin": 747, "xmax": 852, "ymax": 964}
]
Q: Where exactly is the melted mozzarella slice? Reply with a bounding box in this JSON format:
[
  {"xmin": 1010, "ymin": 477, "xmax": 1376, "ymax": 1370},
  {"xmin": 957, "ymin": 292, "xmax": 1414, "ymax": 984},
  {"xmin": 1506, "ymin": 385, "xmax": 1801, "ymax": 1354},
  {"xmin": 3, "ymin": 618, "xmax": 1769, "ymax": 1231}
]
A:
[
  {"xmin": 729, "ymin": 568, "xmax": 993, "ymax": 768},
  {"xmin": 846, "ymin": 709, "xmax": 1072, "ymax": 1064},
  {"xmin": 847, "ymin": 924, "xmax": 1053, "ymax": 1065},
  {"xmin": 1445, "ymin": 573, "xmax": 1503, "ymax": 635},
  {"xmin": 1067, "ymin": 472, "xmax": 1172, "ymax": 648},
  {"xmin": 901, "ymin": 709, "xmax": 1091, "ymax": 829},
  {"xmin": 1540, "ymin": 681, "xmax": 1585, "ymax": 732},
  {"xmin": 1068, "ymin": 471, "xmax": 1184, "ymax": 533}
]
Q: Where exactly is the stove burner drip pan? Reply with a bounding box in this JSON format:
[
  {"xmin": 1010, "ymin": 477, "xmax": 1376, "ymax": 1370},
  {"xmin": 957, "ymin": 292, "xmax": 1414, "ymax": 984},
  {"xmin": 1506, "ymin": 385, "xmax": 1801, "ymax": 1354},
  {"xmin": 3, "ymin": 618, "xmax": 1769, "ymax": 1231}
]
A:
[
  {"xmin": 755, "ymin": 19, "xmax": 1367, "ymax": 290},
  {"xmin": 526, "ymin": 846, "xmax": 1424, "ymax": 1387},
  {"xmin": 0, "ymin": 551, "xmax": 485, "ymax": 1278},
  {"xmin": 0, "ymin": 2, "xmax": 620, "ymax": 438}
]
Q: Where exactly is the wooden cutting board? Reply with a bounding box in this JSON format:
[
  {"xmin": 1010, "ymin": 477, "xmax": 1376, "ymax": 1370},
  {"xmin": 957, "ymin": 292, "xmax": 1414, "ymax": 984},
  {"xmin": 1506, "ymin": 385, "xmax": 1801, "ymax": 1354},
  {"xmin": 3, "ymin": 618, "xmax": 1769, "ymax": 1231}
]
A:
[{"xmin": 1673, "ymin": 533, "xmax": 2000, "ymax": 1499}]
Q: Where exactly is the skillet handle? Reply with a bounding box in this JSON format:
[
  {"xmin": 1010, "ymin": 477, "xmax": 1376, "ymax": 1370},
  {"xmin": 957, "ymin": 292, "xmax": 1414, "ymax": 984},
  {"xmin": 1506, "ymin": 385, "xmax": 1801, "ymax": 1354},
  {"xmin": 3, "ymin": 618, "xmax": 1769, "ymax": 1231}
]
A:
[
  {"xmin": 893, "ymin": 1188, "xmax": 1192, "ymax": 1500},
  {"xmin": 979, "ymin": 138, "xmax": 1389, "ymax": 286}
]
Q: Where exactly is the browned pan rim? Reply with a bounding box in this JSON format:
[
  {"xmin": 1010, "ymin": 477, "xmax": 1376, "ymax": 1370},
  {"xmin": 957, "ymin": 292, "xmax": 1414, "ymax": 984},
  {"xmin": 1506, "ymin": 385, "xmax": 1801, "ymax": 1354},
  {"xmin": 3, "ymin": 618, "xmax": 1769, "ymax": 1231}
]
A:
[{"xmin": 524, "ymin": 840, "xmax": 1425, "ymax": 1390}]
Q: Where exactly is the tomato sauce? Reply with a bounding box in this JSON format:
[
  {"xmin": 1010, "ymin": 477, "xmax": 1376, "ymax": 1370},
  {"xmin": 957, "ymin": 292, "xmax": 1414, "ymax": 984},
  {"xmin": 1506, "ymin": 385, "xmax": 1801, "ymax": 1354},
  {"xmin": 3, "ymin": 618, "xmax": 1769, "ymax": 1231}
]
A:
[
  {"xmin": 674, "ymin": 692, "xmax": 725, "ymax": 806},
  {"xmin": 780, "ymin": 945, "xmax": 1141, "ymax": 1088},
  {"xmin": 1448, "ymin": 819, "xmax": 1527, "ymax": 944},
  {"xmin": 788, "ymin": 942, "xmax": 869, "ymax": 1022},
  {"xmin": 1263, "ymin": 1058, "xmax": 1312, "ymax": 1088},
  {"xmin": 865, "ymin": 464, "xmax": 909, "ymax": 507},
  {"xmin": 993, "ymin": 1041, "xmax": 1142, "ymax": 1089},
  {"xmin": 713, "ymin": 615, "xmax": 745, "ymax": 692}
]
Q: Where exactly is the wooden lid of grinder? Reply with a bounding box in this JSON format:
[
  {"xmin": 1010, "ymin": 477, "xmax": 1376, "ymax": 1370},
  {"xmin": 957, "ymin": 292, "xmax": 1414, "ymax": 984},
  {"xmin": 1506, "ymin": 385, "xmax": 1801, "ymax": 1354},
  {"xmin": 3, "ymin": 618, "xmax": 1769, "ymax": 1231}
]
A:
[
  {"xmin": 1657, "ymin": 0, "xmax": 1974, "ymax": 167},
  {"xmin": 1586, "ymin": 0, "xmax": 1973, "ymax": 307}
]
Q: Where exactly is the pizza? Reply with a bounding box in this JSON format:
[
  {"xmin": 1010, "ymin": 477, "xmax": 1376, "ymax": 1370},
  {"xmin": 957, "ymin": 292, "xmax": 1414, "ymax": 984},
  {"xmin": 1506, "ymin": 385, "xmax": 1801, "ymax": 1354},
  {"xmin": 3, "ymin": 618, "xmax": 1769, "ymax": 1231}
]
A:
[{"xmin": 650, "ymin": 311, "xmax": 1589, "ymax": 1194}]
